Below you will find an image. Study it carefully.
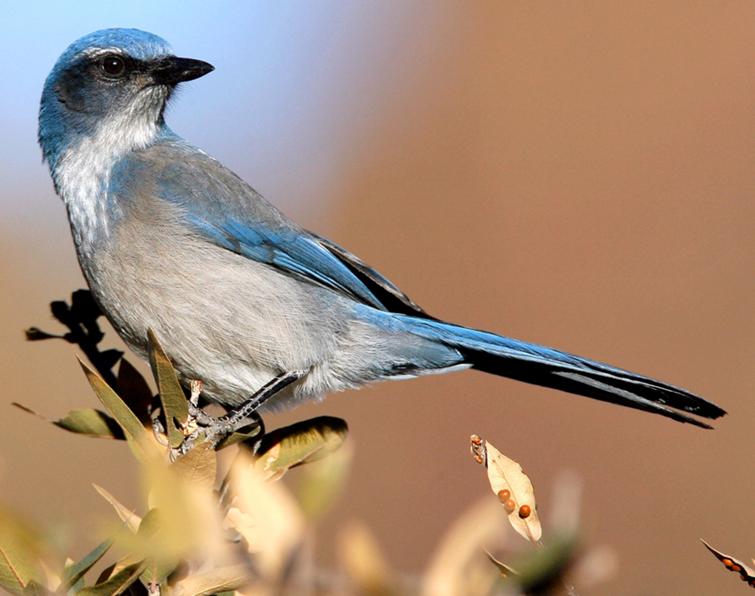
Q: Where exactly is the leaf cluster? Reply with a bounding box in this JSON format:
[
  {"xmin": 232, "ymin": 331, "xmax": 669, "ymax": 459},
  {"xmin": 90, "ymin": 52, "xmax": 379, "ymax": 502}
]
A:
[{"xmin": 4, "ymin": 292, "xmax": 632, "ymax": 595}]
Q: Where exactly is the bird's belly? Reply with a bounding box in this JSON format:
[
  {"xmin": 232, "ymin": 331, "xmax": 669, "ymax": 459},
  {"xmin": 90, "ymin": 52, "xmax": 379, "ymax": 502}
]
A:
[{"xmin": 81, "ymin": 229, "xmax": 349, "ymax": 407}]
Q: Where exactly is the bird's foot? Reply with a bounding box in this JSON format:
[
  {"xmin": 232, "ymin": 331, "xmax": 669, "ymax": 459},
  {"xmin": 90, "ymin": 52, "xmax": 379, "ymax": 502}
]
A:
[
  {"xmin": 169, "ymin": 371, "xmax": 305, "ymax": 458},
  {"xmin": 172, "ymin": 406, "xmax": 264, "ymax": 458}
]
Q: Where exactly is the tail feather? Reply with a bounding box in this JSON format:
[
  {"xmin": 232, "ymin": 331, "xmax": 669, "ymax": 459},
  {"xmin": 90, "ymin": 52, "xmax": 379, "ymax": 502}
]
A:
[{"xmin": 395, "ymin": 316, "xmax": 726, "ymax": 428}]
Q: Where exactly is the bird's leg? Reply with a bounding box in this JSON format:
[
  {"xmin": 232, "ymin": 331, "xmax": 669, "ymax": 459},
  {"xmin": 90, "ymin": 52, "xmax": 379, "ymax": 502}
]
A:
[
  {"xmin": 185, "ymin": 379, "xmax": 215, "ymax": 426},
  {"xmin": 151, "ymin": 414, "xmax": 169, "ymax": 447},
  {"xmin": 189, "ymin": 379, "xmax": 202, "ymax": 407},
  {"xmin": 212, "ymin": 370, "xmax": 306, "ymax": 436},
  {"xmin": 178, "ymin": 370, "xmax": 306, "ymax": 454},
  {"xmin": 229, "ymin": 371, "xmax": 305, "ymax": 423}
]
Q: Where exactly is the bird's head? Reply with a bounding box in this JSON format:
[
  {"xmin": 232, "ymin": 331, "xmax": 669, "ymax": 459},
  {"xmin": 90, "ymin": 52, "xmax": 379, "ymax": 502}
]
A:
[{"xmin": 39, "ymin": 28, "xmax": 213, "ymax": 172}]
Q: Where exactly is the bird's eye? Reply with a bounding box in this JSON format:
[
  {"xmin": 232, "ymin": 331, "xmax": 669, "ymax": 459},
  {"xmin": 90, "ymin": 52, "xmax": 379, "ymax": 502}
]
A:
[{"xmin": 100, "ymin": 54, "xmax": 126, "ymax": 77}]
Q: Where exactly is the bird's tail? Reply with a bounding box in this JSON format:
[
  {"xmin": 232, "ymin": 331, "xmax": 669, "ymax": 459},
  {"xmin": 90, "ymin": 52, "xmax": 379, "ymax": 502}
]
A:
[{"xmin": 394, "ymin": 315, "xmax": 726, "ymax": 428}]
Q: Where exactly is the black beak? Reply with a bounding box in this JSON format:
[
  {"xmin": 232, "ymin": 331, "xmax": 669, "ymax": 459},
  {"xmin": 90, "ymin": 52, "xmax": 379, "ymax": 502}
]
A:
[{"xmin": 150, "ymin": 56, "xmax": 214, "ymax": 85}]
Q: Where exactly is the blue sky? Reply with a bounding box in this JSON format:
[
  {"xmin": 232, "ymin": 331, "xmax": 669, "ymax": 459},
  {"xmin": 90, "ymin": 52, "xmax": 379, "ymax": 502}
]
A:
[{"xmin": 0, "ymin": 1, "xmax": 451, "ymax": 225}]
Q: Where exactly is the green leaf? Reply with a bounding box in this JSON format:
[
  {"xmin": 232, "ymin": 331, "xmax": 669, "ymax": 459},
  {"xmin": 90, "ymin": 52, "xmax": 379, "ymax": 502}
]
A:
[
  {"xmin": 253, "ymin": 416, "xmax": 348, "ymax": 479},
  {"xmin": 0, "ymin": 547, "xmax": 26, "ymax": 594},
  {"xmin": 12, "ymin": 403, "xmax": 124, "ymax": 440},
  {"xmin": 78, "ymin": 561, "xmax": 145, "ymax": 596},
  {"xmin": 147, "ymin": 330, "xmax": 188, "ymax": 449},
  {"xmin": 214, "ymin": 421, "xmax": 263, "ymax": 450},
  {"xmin": 0, "ymin": 508, "xmax": 49, "ymax": 595},
  {"xmin": 79, "ymin": 361, "xmax": 148, "ymax": 460},
  {"xmin": 133, "ymin": 510, "xmax": 178, "ymax": 587},
  {"xmin": 54, "ymin": 409, "xmax": 125, "ymax": 439},
  {"xmin": 61, "ymin": 540, "xmax": 112, "ymax": 591},
  {"xmin": 511, "ymin": 531, "xmax": 578, "ymax": 594}
]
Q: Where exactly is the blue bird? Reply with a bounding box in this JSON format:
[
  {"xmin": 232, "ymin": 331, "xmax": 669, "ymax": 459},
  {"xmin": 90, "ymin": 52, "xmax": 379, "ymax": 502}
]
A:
[{"xmin": 39, "ymin": 29, "xmax": 725, "ymax": 439}]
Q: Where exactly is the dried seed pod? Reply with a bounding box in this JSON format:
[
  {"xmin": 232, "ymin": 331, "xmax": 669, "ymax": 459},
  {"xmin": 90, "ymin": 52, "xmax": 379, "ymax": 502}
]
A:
[
  {"xmin": 469, "ymin": 435, "xmax": 486, "ymax": 464},
  {"xmin": 518, "ymin": 504, "xmax": 532, "ymax": 519}
]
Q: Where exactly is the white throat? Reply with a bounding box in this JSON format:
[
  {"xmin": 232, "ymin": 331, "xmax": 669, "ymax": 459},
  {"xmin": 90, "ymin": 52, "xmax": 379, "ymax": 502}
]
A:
[{"xmin": 55, "ymin": 88, "xmax": 165, "ymax": 252}]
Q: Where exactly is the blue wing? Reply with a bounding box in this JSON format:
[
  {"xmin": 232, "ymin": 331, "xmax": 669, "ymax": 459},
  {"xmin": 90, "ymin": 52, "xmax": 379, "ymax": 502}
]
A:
[
  {"xmin": 149, "ymin": 142, "xmax": 427, "ymax": 313},
  {"xmin": 189, "ymin": 215, "xmax": 390, "ymax": 308}
]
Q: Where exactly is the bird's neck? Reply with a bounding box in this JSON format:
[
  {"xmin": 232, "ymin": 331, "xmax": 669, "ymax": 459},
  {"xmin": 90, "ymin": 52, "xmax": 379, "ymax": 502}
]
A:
[{"xmin": 52, "ymin": 112, "xmax": 171, "ymax": 254}]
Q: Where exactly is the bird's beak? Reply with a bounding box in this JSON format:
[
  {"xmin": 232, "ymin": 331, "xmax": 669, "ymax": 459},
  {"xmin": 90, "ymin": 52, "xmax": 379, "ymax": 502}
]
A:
[{"xmin": 150, "ymin": 56, "xmax": 214, "ymax": 86}]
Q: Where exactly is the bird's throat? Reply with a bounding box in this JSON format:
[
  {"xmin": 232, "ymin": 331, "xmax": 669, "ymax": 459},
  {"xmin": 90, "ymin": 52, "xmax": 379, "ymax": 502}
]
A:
[{"xmin": 55, "ymin": 102, "xmax": 164, "ymax": 253}]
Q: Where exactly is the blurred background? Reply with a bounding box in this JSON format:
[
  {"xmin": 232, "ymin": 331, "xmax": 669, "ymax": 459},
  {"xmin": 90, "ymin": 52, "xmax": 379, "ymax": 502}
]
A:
[{"xmin": 1, "ymin": 2, "xmax": 753, "ymax": 593}]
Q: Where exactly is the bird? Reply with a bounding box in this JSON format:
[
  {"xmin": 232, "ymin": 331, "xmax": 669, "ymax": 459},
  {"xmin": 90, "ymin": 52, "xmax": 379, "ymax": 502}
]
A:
[{"xmin": 38, "ymin": 28, "xmax": 725, "ymax": 438}]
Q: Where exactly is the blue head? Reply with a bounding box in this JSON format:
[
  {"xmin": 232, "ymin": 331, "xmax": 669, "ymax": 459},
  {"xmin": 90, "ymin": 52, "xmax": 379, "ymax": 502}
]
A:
[{"xmin": 39, "ymin": 28, "xmax": 213, "ymax": 175}]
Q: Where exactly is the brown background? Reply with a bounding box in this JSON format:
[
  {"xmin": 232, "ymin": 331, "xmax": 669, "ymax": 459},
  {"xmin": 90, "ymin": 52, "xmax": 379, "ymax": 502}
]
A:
[{"xmin": 1, "ymin": 3, "xmax": 753, "ymax": 594}]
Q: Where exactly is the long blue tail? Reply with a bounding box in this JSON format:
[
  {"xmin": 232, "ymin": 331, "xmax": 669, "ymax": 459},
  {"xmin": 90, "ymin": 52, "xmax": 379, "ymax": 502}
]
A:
[{"xmin": 394, "ymin": 315, "xmax": 726, "ymax": 428}]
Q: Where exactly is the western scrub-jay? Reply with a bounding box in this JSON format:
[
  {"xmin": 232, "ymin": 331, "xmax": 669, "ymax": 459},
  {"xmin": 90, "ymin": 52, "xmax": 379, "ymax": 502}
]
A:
[{"xmin": 38, "ymin": 29, "xmax": 725, "ymax": 436}]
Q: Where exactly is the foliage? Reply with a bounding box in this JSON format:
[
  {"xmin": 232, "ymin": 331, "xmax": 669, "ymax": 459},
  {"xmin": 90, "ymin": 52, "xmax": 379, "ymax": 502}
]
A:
[{"xmin": 3, "ymin": 291, "xmax": 645, "ymax": 594}]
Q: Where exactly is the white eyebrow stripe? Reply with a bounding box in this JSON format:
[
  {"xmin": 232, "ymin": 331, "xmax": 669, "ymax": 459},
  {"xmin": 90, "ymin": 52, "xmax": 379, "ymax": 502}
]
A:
[{"xmin": 80, "ymin": 47, "xmax": 127, "ymax": 58}]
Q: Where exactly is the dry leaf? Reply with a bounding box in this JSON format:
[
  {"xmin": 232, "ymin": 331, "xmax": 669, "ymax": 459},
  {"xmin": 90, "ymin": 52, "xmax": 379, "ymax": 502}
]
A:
[
  {"xmin": 226, "ymin": 452, "xmax": 304, "ymax": 579},
  {"xmin": 474, "ymin": 437, "xmax": 542, "ymax": 542},
  {"xmin": 173, "ymin": 564, "xmax": 250, "ymax": 595},
  {"xmin": 422, "ymin": 499, "xmax": 505, "ymax": 596},
  {"xmin": 142, "ymin": 457, "xmax": 227, "ymax": 568},
  {"xmin": 296, "ymin": 439, "xmax": 353, "ymax": 520},
  {"xmin": 701, "ymin": 539, "xmax": 755, "ymax": 589},
  {"xmin": 338, "ymin": 521, "xmax": 394, "ymax": 596},
  {"xmin": 171, "ymin": 439, "xmax": 217, "ymax": 491},
  {"xmin": 0, "ymin": 506, "xmax": 56, "ymax": 594},
  {"xmin": 485, "ymin": 551, "xmax": 517, "ymax": 578},
  {"xmin": 93, "ymin": 485, "xmax": 142, "ymax": 532}
]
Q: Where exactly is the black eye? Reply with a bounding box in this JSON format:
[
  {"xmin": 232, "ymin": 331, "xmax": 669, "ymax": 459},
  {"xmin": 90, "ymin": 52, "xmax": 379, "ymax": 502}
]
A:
[{"xmin": 100, "ymin": 54, "xmax": 126, "ymax": 77}]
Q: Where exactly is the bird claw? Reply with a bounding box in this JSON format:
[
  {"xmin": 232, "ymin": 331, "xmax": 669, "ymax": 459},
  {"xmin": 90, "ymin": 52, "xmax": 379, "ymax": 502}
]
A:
[
  {"xmin": 170, "ymin": 403, "xmax": 265, "ymax": 458},
  {"xmin": 151, "ymin": 415, "xmax": 169, "ymax": 447},
  {"xmin": 167, "ymin": 372, "xmax": 304, "ymax": 457}
]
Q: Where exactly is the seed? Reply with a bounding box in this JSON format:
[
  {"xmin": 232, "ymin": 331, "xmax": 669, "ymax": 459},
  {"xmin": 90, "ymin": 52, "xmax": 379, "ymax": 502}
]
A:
[
  {"xmin": 497, "ymin": 489, "xmax": 511, "ymax": 503},
  {"xmin": 504, "ymin": 499, "xmax": 516, "ymax": 513},
  {"xmin": 518, "ymin": 505, "xmax": 532, "ymax": 519}
]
